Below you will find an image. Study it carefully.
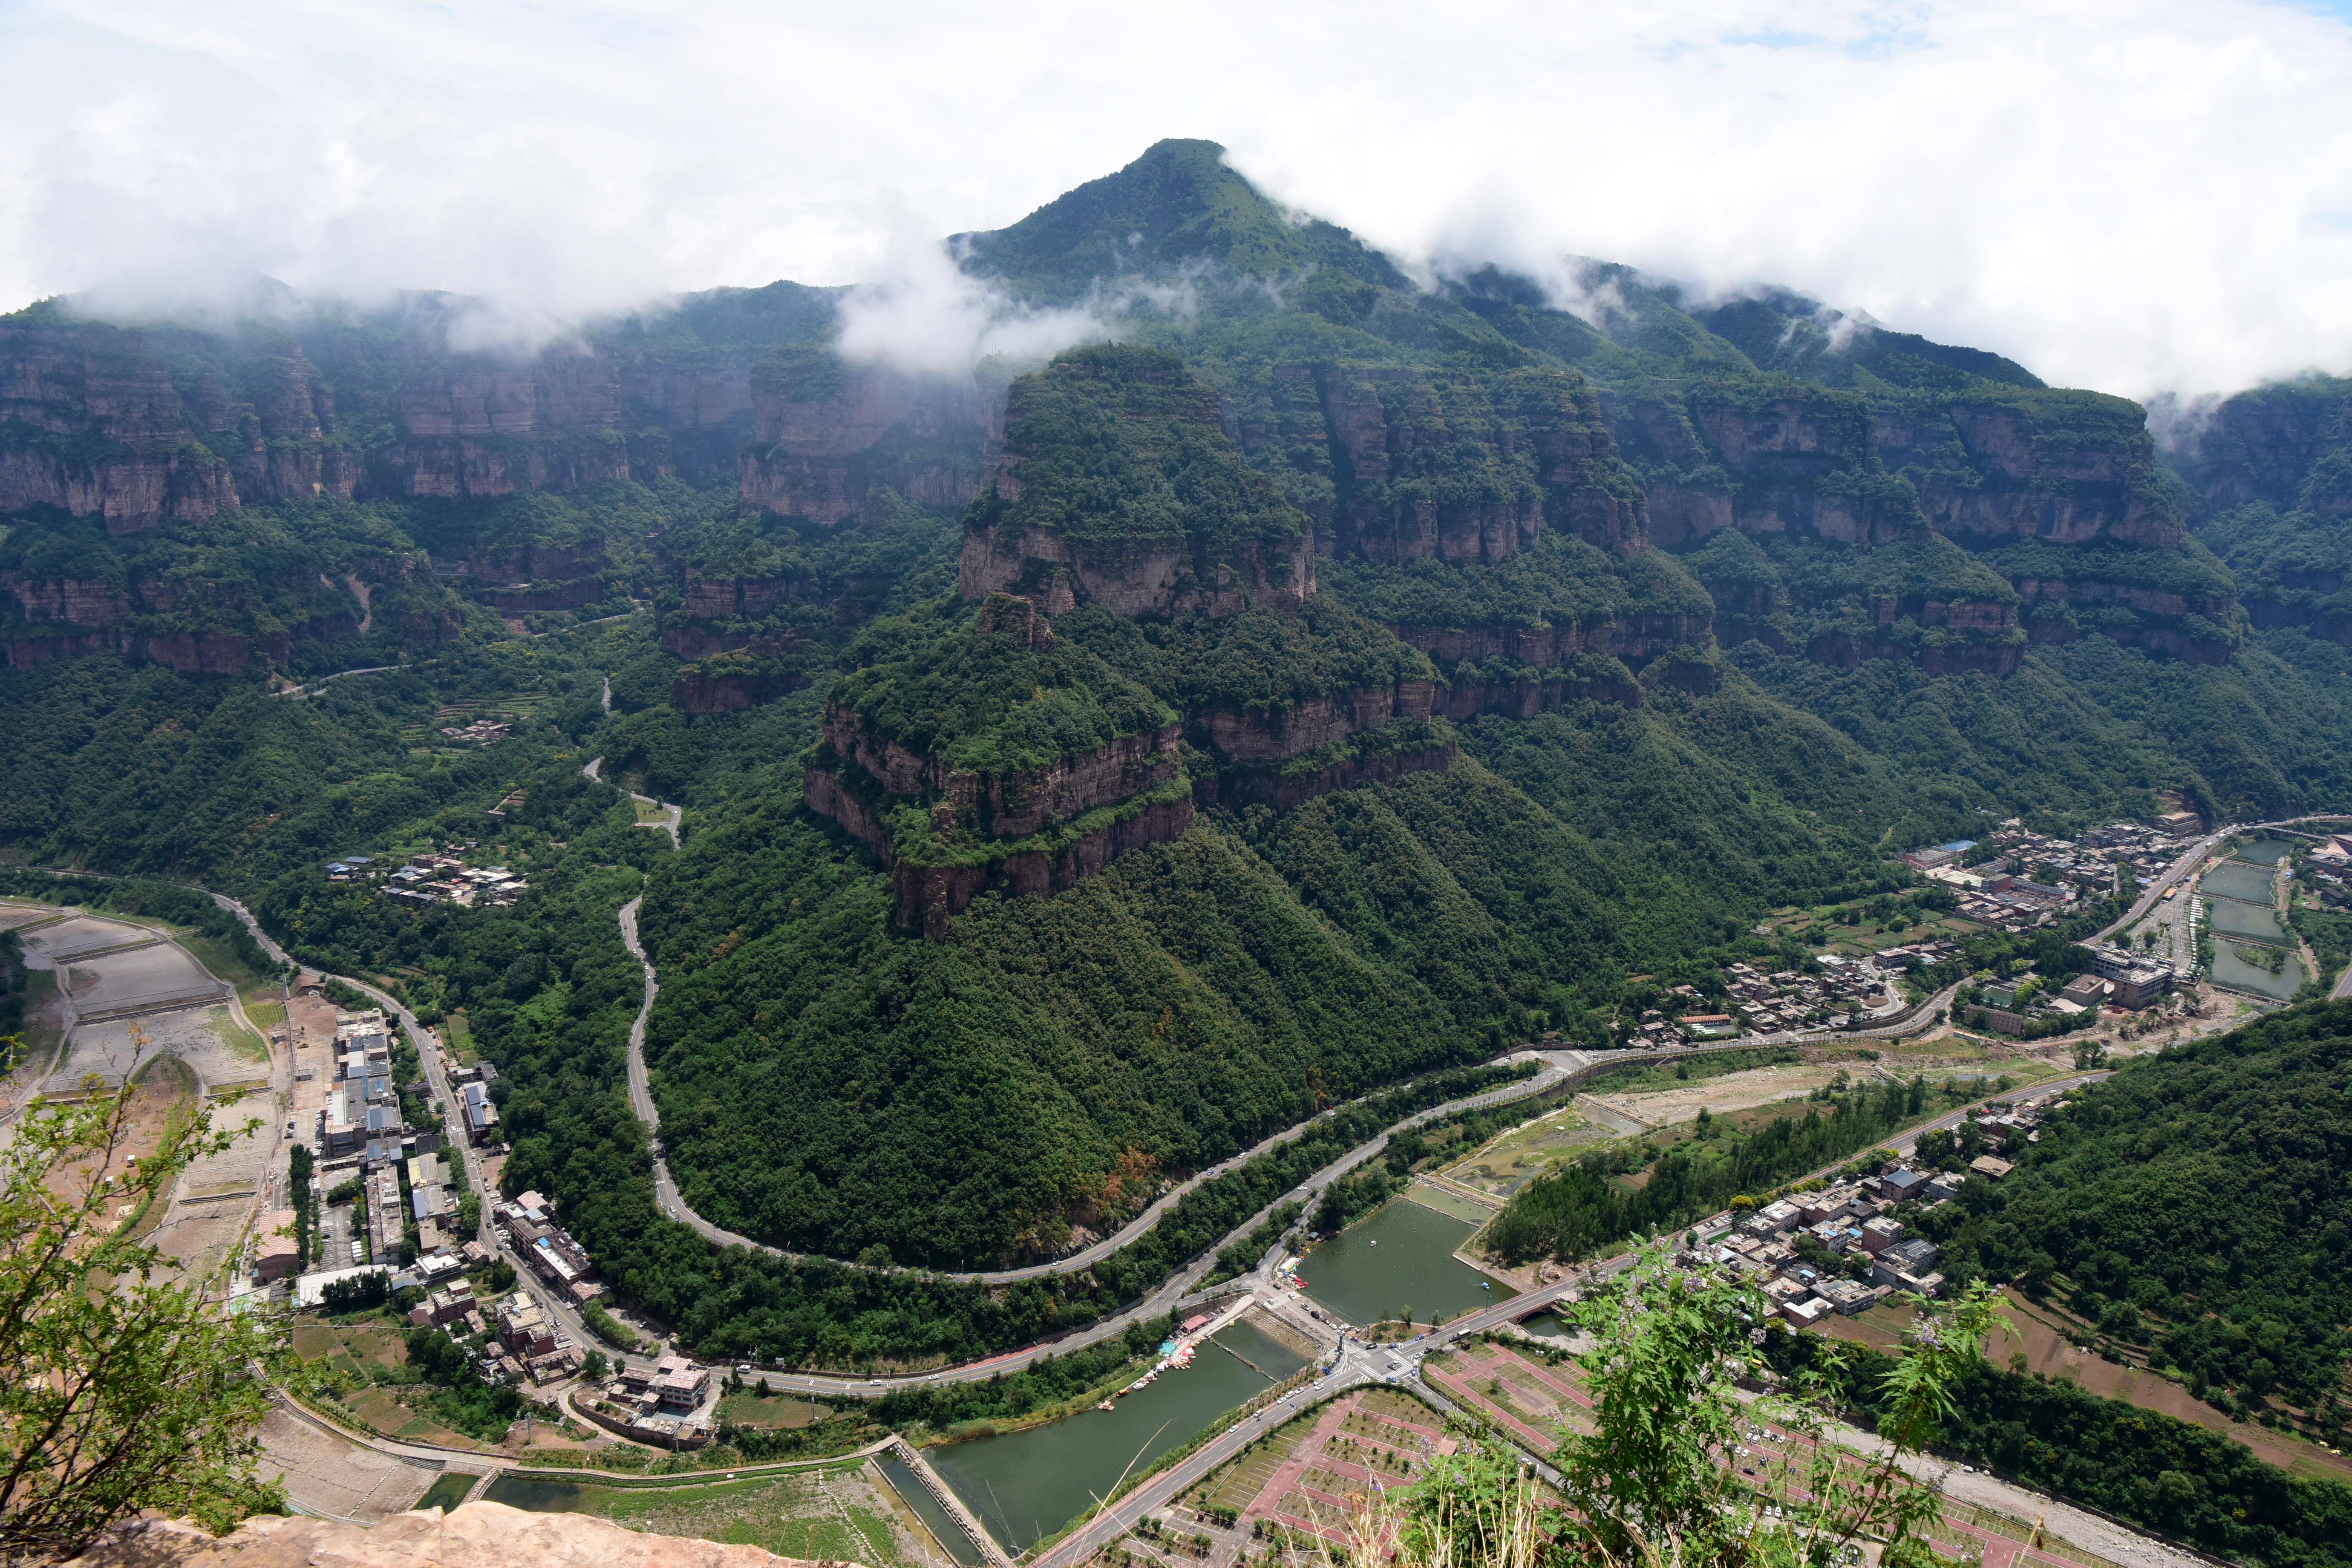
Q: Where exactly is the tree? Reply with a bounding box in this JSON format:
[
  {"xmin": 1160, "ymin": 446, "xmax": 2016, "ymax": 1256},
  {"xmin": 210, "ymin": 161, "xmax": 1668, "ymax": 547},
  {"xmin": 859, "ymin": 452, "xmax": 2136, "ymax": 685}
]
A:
[
  {"xmin": 1533, "ymin": 1242, "xmax": 2007, "ymax": 1568},
  {"xmin": 0, "ymin": 1051, "xmax": 285, "ymax": 1558},
  {"xmin": 582, "ymin": 1349, "xmax": 608, "ymax": 1382},
  {"xmin": 2072, "ymin": 1039, "xmax": 2109, "ymax": 1071}
]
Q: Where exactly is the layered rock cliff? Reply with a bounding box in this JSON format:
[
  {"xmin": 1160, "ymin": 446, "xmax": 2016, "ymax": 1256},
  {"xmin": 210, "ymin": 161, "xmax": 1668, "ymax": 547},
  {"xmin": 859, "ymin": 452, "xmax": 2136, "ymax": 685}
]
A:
[
  {"xmin": 739, "ymin": 347, "xmax": 1000, "ymax": 524},
  {"xmin": 802, "ymin": 592, "xmax": 1193, "ymax": 934},
  {"xmin": 0, "ymin": 529, "xmax": 456, "ymax": 672},
  {"xmin": 1234, "ymin": 363, "xmax": 1647, "ymax": 560},
  {"xmin": 1605, "ymin": 384, "xmax": 2182, "ymax": 552},
  {"xmin": 957, "ymin": 346, "xmax": 1313, "ymax": 617}
]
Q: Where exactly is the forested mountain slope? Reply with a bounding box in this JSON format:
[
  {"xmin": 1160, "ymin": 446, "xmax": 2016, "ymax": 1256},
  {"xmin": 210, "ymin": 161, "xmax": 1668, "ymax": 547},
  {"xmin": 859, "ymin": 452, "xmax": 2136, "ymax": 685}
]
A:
[
  {"xmin": 1917, "ymin": 1000, "xmax": 2352, "ymax": 1430},
  {"xmin": 5, "ymin": 138, "xmax": 2352, "ymax": 1283}
]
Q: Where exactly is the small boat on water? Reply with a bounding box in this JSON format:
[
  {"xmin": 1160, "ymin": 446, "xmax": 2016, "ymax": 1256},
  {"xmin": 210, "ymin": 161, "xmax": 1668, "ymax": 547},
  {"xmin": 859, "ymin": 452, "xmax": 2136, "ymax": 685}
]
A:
[{"xmin": 1098, "ymin": 1400, "xmax": 1115, "ymax": 1411}]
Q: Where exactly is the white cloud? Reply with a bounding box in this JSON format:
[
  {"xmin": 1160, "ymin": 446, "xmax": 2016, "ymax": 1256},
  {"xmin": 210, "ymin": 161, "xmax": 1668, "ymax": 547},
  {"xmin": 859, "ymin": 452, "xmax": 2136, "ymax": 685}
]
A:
[
  {"xmin": 834, "ymin": 229, "xmax": 1107, "ymax": 375},
  {"xmin": 3, "ymin": 0, "xmax": 2350, "ymax": 397}
]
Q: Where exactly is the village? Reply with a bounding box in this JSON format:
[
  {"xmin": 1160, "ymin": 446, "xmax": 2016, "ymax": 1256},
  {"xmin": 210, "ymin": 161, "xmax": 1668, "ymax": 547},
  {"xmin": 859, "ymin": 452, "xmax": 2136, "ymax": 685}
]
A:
[{"xmin": 324, "ymin": 846, "xmax": 531, "ymax": 909}]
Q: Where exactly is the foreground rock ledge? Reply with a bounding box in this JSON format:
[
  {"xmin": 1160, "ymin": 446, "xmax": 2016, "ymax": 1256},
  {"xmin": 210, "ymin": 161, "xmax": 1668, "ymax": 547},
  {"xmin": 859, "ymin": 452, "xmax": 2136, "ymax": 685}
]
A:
[{"xmin": 70, "ymin": 1500, "xmax": 865, "ymax": 1568}]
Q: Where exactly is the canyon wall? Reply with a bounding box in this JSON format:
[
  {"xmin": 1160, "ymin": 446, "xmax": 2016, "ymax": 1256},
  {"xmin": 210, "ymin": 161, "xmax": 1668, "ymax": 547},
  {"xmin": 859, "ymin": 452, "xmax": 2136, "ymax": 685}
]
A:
[{"xmin": 740, "ymin": 349, "xmax": 1001, "ymax": 525}]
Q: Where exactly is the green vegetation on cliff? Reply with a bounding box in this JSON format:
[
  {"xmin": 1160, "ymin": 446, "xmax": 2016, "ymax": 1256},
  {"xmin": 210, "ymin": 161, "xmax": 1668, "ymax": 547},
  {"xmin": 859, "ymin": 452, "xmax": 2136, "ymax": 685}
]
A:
[
  {"xmin": 830, "ymin": 599, "xmax": 1173, "ymax": 778},
  {"xmin": 1061, "ymin": 596, "xmax": 1433, "ymax": 714},
  {"xmin": 971, "ymin": 343, "xmax": 1304, "ymax": 552}
]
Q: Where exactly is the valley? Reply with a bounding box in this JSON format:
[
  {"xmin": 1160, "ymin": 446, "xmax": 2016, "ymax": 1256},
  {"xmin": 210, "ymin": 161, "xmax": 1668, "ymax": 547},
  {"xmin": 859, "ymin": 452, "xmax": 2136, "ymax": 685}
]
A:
[{"xmin": 7, "ymin": 137, "xmax": 2352, "ymax": 1568}]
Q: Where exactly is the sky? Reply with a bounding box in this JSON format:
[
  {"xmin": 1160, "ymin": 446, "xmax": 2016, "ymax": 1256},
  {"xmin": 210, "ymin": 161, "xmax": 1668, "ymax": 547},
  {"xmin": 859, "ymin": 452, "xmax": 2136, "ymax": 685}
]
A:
[{"xmin": 2, "ymin": 0, "xmax": 2350, "ymax": 400}]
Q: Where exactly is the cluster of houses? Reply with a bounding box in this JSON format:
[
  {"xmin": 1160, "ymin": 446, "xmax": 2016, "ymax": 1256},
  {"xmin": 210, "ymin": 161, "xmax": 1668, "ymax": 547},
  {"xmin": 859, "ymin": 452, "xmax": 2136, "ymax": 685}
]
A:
[
  {"xmin": 439, "ymin": 718, "xmax": 513, "ymax": 744},
  {"xmin": 1715, "ymin": 957, "xmax": 1899, "ymax": 1035},
  {"xmin": 1684, "ymin": 1096, "xmax": 2062, "ymax": 1328},
  {"xmin": 322, "ymin": 845, "xmax": 528, "ymax": 909},
  {"xmin": 496, "ymin": 1190, "xmax": 604, "ymax": 1308},
  {"xmin": 2302, "ymin": 833, "xmax": 2352, "ymax": 906},
  {"xmin": 1643, "ymin": 957, "xmax": 1905, "ymax": 1045},
  {"xmin": 1898, "ymin": 816, "xmax": 2206, "ymax": 937},
  {"xmin": 383, "ymin": 853, "xmax": 529, "ymax": 910}
]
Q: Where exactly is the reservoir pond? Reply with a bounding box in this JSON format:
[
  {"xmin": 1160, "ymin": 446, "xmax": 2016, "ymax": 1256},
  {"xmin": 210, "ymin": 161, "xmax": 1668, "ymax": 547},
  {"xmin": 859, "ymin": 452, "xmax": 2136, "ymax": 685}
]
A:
[
  {"xmin": 2230, "ymin": 838, "xmax": 2294, "ymax": 865},
  {"xmin": 2202, "ymin": 862, "xmax": 2275, "ymax": 904},
  {"xmin": 929, "ymin": 1319, "xmax": 1306, "ymax": 1555},
  {"xmin": 2207, "ymin": 897, "xmax": 2289, "ymax": 945},
  {"xmin": 2211, "ymin": 940, "xmax": 2303, "ymax": 1000},
  {"xmin": 1296, "ymin": 1197, "xmax": 1510, "ymax": 1330}
]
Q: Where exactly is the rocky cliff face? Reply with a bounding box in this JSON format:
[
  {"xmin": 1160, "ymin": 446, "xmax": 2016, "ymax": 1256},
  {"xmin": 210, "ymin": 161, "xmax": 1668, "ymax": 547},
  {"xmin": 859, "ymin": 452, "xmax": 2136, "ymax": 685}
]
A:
[
  {"xmin": 672, "ymin": 663, "xmax": 809, "ymax": 712},
  {"xmin": 1381, "ymin": 608, "xmax": 1710, "ymax": 670},
  {"xmin": 0, "ymin": 566, "xmax": 369, "ymax": 672},
  {"xmin": 958, "ymin": 523, "xmax": 1312, "ymax": 619},
  {"xmin": 740, "ymin": 348, "xmax": 1000, "ymax": 524},
  {"xmin": 1262, "ymin": 364, "xmax": 1646, "ymax": 560},
  {"xmin": 0, "ymin": 323, "xmax": 243, "ymax": 530},
  {"xmin": 818, "ymin": 696, "xmax": 1182, "ymax": 841},
  {"xmin": 0, "ymin": 317, "xmax": 772, "ymax": 530},
  {"xmin": 1603, "ymin": 385, "xmax": 2183, "ymax": 551},
  {"xmin": 2171, "ymin": 376, "xmax": 2352, "ymax": 516}
]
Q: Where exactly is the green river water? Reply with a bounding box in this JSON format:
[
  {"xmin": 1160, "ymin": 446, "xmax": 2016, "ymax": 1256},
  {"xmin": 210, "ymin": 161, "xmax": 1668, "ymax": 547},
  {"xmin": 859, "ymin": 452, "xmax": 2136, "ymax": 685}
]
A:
[
  {"xmin": 926, "ymin": 1319, "xmax": 1307, "ymax": 1554},
  {"xmin": 1295, "ymin": 1196, "xmax": 1511, "ymax": 1329}
]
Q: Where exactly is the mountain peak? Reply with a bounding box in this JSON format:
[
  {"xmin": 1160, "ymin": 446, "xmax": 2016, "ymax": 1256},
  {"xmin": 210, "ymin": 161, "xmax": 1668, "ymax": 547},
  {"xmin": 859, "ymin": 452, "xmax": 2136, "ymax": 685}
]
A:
[{"xmin": 955, "ymin": 138, "xmax": 1407, "ymax": 303}]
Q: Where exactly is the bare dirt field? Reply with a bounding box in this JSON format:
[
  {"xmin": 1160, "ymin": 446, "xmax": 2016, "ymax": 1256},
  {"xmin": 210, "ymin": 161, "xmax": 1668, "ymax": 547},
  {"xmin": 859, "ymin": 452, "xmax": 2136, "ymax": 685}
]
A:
[
  {"xmin": 1592, "ymin": 1061, "xmax": 1846, "ymax": 1126},
  {"xmin": 29, "ymin": 916, "xmax": 219, "ymax": 1011},
  {"xmin": 256, "ymin": 1405, "xmax": 438, "ymax": 1522}
]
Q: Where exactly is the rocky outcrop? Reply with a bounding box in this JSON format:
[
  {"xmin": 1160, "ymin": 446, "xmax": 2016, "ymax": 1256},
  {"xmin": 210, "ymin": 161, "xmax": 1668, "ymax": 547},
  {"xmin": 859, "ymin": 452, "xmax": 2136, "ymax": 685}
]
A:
[
  {"xmin": 72, "ymin": 1500, "xmax": 848, "ymax": 1568},
  {"xmin": 958, "ymin": 524, "xmax": 1311, "ymax": 618},
  {"xmin": 957, "ymin": 348, "xmax": 1315, "ymax": 618},
  {"xmin": 1264, "ymin": 363, "xmax": 1645, "ymax": 559},
  {"xmin": 1381, "ymin": 608, "xmax": 1710, "ymax": 670},
  {"xmin": 672, "ymin": 665, "xmax": 807, "ymax": 713},
  {"xmin": 1195, "ymin": 738, "xmax": 1456, "ymax": 811},
  {"xmin": 1809, "ymin": 631, "xmax": 2023, "ymax": 677},
  {"xmin": 1920, "ymin": 399, "xmax": 2182, "ymax": 547},
  {"xmin": 0, "ymin": 563, "xmax": 369, "ymax": 672},
  {"xmin": 2165, "ymin": 376, "xmax": 2352, "ymax": 516},
  {"xmin": 2007, "ymin": 574, "xmax": 2231, "ymax": 623},
  {"xmin": 0, "ymin": 323, "xmax": 240, "ymax": 531},
  {"xmin": 679, "ymin": 567, "xmax": 794, "ymax": 621},
  {"xmin": 818, "ymin": 699, "xmax": 1182, "ymax": 841},
  {"xmin": 1434, "ymin": 665, "xmax": 1643, "ymax": 715},
  {"xmin": 740, "ymin": 348, "xmax": 1000, "ymax": 524},
  {"xmin": 891, "ymin": 793, "xmax": 1195, "ymax": 940},
  {"xmin": 2, "ymin": 318, "xmax": 730, "ymax": 531},
  {"xmin": 1601, "ymin": 385, "xmax": 2182, "ymax": 550},
  {"xmin": 1190, "ymin": 681, "xmax": 1435, "ymax": 764}
]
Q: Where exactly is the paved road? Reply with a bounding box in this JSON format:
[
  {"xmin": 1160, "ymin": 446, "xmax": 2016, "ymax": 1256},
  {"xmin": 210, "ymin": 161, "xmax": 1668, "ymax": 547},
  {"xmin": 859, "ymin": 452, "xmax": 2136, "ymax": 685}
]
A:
[
  {"xmin": 267, "ymin": 664, "xmax": 403, "ymax": 699},
  {"xmin": 2095, "ymin": 830, "xmax": 2229, "ymax": 948}
]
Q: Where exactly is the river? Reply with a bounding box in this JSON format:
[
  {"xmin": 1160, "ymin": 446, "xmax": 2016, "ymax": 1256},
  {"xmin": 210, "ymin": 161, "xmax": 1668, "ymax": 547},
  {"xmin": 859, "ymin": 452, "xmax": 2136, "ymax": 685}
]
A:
[{"xmin": 927, "ymin": 1319, "xmax": 1307, "ymax": 1555}]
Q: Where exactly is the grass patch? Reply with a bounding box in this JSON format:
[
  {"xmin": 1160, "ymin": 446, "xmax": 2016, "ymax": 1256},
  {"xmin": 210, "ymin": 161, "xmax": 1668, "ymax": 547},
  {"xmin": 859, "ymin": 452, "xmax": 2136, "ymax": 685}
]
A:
[
  {"xmin": 488, "ymin": 1469, "xmax": 917, "ymax": 1565},
  {"xmin": 717, "ymin": 1390, "xmax": 827, "ymax": 1430},
  {"xmin": 416, "ymin": 1472, "xmax": 476, "ymax": 1512},
  {"xmin": 208, "ymin": 1005, "xmax": 270, "ymax": 1063},
  {"xmin": 444, "ymin": 1010, "xmax": 476, "ymax": 1064}
]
